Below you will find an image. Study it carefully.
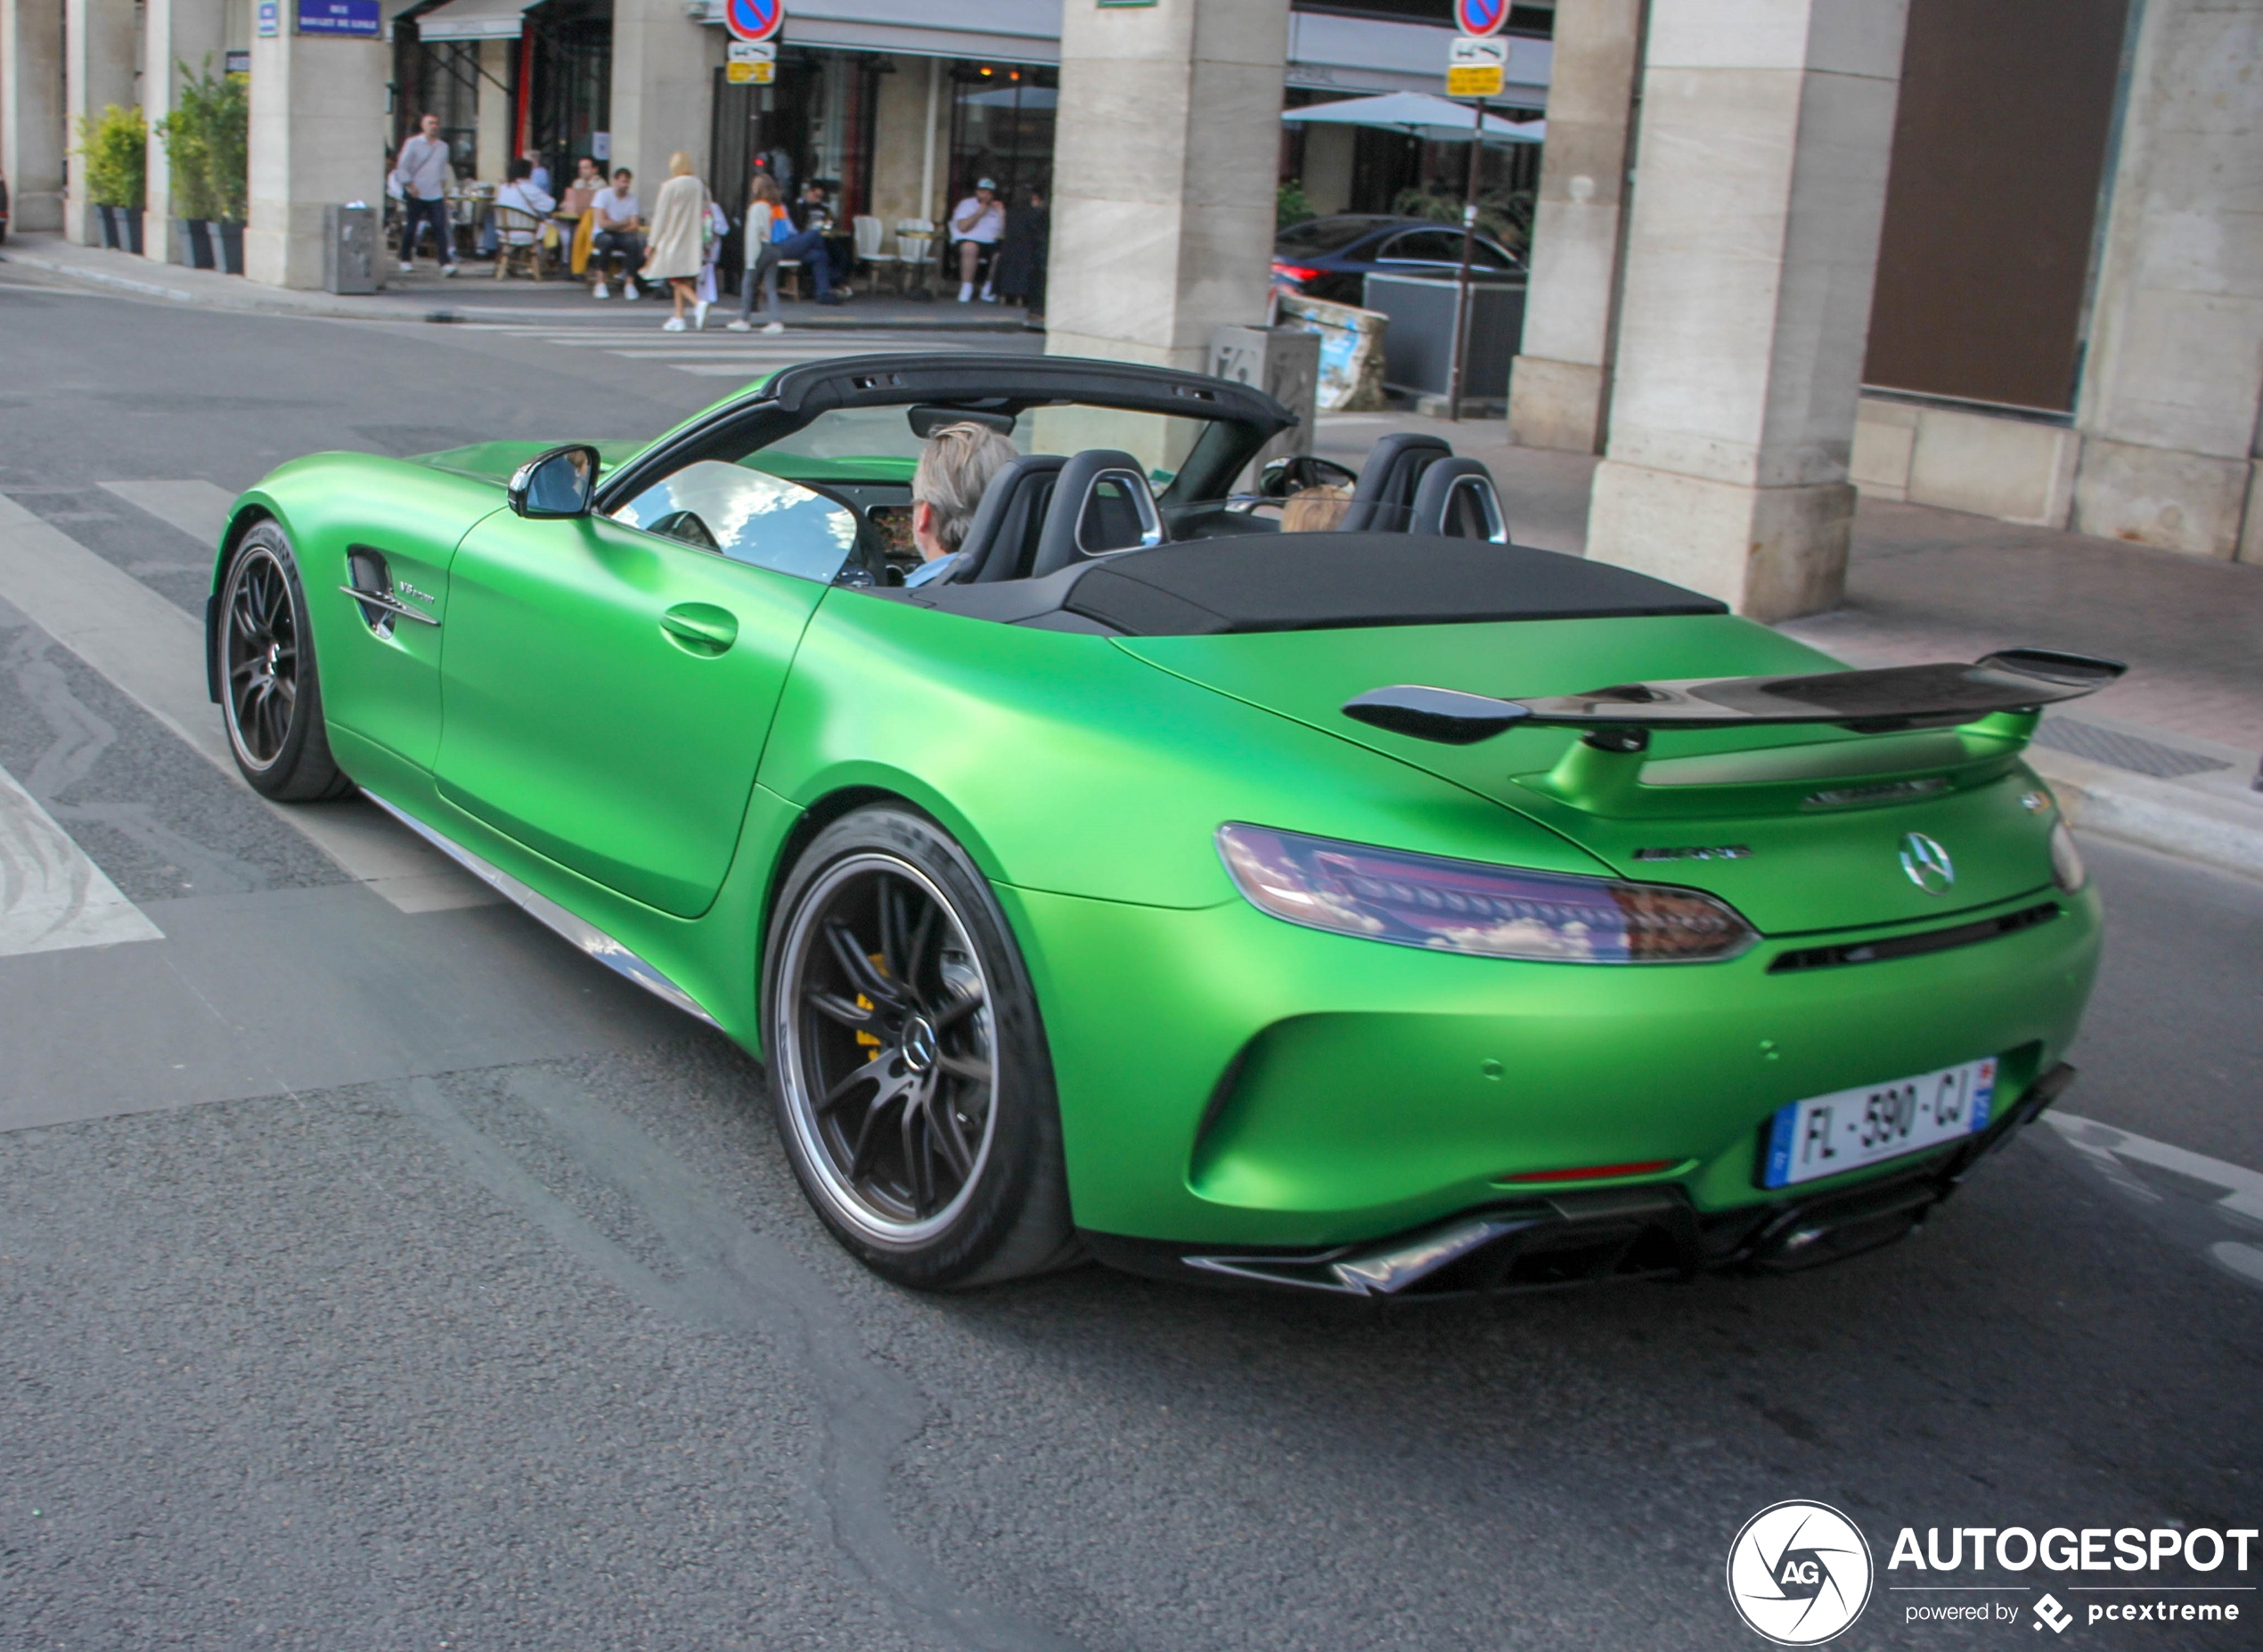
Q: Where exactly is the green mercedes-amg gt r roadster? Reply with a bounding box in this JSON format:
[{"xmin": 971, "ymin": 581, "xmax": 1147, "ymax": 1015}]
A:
[{"xmin": 207, "ymin": 353, "xmax": 2117, "ymax": 1297}]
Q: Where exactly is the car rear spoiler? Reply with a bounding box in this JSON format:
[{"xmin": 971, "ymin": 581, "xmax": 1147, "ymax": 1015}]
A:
[{"xmin": 1341, "ymin": 649, "xmax": 2127, "ymax": 748}]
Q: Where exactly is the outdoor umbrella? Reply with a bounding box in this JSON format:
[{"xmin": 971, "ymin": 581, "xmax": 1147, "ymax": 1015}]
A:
[{"xmin": 1281, "ymin": 93, "xmax": 1544, "ymax": 146}]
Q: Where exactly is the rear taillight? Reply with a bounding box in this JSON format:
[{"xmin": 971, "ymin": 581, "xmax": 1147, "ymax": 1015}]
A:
[
  {"xmin": 1271, "ymin": 262, "xmax": 1324, "ymax": 284},
  {"xmin": 1216, "ymin": 824, "xmax": 1757, "ymax": 964},
  {"xmin": 1496, "ymin": 1160, "xmax": 1679, "ymax": 1185}
]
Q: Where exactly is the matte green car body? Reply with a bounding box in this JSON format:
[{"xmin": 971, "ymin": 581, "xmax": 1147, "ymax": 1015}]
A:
[{"xmin": 208, "ymin": 403, "xmax": 2102, "ymax": 1271}]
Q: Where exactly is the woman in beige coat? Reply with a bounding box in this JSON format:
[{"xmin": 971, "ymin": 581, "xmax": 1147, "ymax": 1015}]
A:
[{"xmin": 642, "ymin": 151, "xmax": 712, "ymax": 331}]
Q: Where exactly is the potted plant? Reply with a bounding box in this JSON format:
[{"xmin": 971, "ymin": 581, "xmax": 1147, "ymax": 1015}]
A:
[
  {"xmin": 76, "ymin": 103, "xmax": 147, "ymax": 253},
  {"xmin": 205, "ymin": 70, "xmax": 249, "ymax": 274},
  {"xmin": 157, "ymin": 61, "xmax": 216, "ymax": 268}
]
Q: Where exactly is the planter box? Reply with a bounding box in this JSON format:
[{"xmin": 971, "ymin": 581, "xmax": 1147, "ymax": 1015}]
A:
[
  {"xmin": 214, "ymin": 219, "xmax": 245, "ymax": 275},
  {"xmin": 1360, "ymin": 271, "xmax": 1525, "ymax": 413},
  {"xmin": 97, "ymin": 205, "xmax": 122, "ymax": 249},
  {"xmin": 174, "ymin": 217, "xmax": 216, "ymax": 270},
  {"xmin": 113, "ymin": 207, "xmax": 144, "ymax": 255}
]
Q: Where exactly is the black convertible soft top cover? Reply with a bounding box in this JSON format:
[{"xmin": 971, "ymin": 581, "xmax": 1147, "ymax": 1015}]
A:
[{"xmin": 891, "ymin": 533, "xmax": 1728, "ymax": 636}]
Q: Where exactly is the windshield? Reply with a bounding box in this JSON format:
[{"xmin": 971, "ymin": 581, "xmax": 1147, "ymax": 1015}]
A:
[{"xmin": 754, "ymin": 402, "xmax": 1216, "ymax": 491}]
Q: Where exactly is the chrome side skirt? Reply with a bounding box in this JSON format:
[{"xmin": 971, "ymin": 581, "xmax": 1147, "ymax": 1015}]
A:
[{"xmin": 360, "ymin": 789, "xmax": 719, "ymax": 1027}]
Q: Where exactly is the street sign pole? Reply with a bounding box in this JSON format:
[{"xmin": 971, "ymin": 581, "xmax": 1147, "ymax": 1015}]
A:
[{"xmin": 1447, "ymin": 94, "xmax": 1485, "ymax": 423}]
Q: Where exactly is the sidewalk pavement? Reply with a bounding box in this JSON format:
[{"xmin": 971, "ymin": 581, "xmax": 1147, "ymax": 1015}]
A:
[
  {"xmin": 0, "ymin": 232, "xmax": 1032, "ymax": 331},
  {"xmin": 1314, "ymin": 412, "xmax": 2263, "ymax": 881}
]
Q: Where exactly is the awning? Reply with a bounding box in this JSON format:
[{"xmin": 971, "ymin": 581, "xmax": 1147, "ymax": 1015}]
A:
[
  {"xmin": 413, "ymin": 0, "xmax": 535, "ymax": 42},
  {"xmin": 1287, "ymin": 13, "xmax": 1550, "ymax": 103},
  {"xmin": 1284, "ymin": 94, "xmax": 1545, "ymax": 146},
  {"xmin": 693, "ymin": 0, "xmax": 1062, "ymax": 66},
  {"xmin": 686, "ymin": 2, "xmax": 1552, "ymax": 105}
]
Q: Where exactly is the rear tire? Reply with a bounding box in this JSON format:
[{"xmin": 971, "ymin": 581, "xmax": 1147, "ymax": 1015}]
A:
[
  {"xmin": 763, "ymin": 806, "xmax": 1079, "ymax": 1289},
  {"xmin": 217, "ymin": 520, "xmax": 354, "ymax": 802}
]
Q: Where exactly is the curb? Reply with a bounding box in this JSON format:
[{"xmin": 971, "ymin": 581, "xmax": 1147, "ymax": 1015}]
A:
[
  {"xmin": 2026, "ymin": 746, "xmax": 2263, "ymax": 883},
  {"xmin": 1, "ymin": 247, "xmax": 1036, "ymax": 331}
]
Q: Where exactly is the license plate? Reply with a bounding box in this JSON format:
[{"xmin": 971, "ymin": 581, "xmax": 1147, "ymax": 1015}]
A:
[{"xmin": 1761, "ymin": 1059, "xmax": 1997, "ymax": 1189}]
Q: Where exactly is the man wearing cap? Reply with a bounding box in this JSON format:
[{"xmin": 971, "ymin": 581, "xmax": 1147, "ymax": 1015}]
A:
[{"xmin": 950, "ymin": 178, "xmax": 1006, "ymax": 302}]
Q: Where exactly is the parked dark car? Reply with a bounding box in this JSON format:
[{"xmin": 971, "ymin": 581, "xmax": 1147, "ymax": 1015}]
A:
[{"xmin": 1272, "ymin": 214, "xmax": 1522, "ymax": 307}]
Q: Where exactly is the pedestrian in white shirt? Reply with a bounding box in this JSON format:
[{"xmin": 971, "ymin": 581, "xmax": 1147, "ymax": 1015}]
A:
[
  {"xmin": 589, "ymin": 168, "xmax": 646, "ymax": 300},
  {"xmin": 950, "ymin": 177, "xmax": 1003, "ymax": 302},
  {"xmin": 391, "ymin": 113, "xmax": 458, "ymax": 275}
]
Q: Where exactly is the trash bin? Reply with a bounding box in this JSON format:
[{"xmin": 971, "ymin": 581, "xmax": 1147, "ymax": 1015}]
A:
[
  {"xmin": 1211, "ymin": 324, "xmax": 1322, "ymax": 470},
  {"xmin": 1360, "ymin": 272, "xmax": 1525, "ymax": 414},
  {"xmin": 324, "ymin": 204, "xmax": 380, "ymax": 295}
]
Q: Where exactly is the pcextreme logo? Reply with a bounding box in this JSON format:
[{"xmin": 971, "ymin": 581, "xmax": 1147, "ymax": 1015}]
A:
[{"xmin": 1726, "ymin": 1501, "xmax": 1875, "ymax": 1645}]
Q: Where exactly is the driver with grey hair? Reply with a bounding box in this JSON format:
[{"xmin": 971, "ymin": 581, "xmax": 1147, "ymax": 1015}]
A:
[{"xmin": 904, "ymin": 421, "xmax": 1019, "ymax": 587}]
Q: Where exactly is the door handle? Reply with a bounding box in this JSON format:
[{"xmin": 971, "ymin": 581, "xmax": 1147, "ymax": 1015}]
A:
[{"xmin": 659, "ymin": 601, "xmax": 739, "ymax": 657}]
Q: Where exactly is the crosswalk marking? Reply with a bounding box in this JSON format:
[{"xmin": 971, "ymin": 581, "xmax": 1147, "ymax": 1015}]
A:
[
  {"xmin": 97, "ymin": 479, "xmax": 236, "ymax": 552},
  {"xmin": 0, "ymin": 493, "xmax": 493, "ymax": 915},
  {"xmin": 0, "ymin": 759, "xmax": 162, "ymax": 956}
]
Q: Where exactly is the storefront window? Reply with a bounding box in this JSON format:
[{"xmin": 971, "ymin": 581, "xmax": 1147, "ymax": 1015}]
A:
[
  {"xmin": 948, "ymin": 64, "xmax": 1055, "ymax": 208},
  {"xmin": 524, "ymin": 0, "xmax": 612, "ymax": 186}
]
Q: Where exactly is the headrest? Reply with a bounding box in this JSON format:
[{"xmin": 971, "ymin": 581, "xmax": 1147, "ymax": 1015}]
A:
[
  {"xmin": 1409, "ymin": 456, "xmax": 1507, "ymax": 542},
  {"xmin": 952, "ymin": 453, "xmax": 1066, "ymax": 584},
  {"xmin": 1027, "ymin": 449, "xmax": 1164, "ymax": 580},
  {"xmin": 1346, "ymin": 431, "xmax": 1452, "ymax": 530}
]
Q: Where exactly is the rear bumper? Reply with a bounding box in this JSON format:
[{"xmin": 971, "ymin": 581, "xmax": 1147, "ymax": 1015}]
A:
[{"xmin": 1082, "ymin": 1062, "xmax": 2078, "ymax": 1298}]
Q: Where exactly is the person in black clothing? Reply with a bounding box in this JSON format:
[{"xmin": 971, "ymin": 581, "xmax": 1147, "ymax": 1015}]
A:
[{"xmin": 992, "ymin": 183, "xmax": 1050, "ymax": 324}]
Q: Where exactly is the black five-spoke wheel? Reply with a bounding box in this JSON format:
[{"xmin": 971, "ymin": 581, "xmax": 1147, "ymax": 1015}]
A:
[
  {"xmin": 766, "ymin": 807, "xmax": 1077, "ymax": 1288},
  {"xmin": 217, "ymin": 521, "xmax": 352, "ymax": 800},
  {"xmin": 224, "ymin": 540, "xmax": 299, "ymax": 770},
  {"xmin": 785, "ymin": 851, "xmax": 996, "ymax": 1237}
]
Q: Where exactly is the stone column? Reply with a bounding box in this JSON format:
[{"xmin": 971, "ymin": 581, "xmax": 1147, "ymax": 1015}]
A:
[
  {"xmin": 1047, "ymin": 0, "xmax": 1291, "ymax": 371},
  {"xmin": 609, "ymin": 0, "xmax": 716, "ymax": 192},
  {"xmin": 475, "ymin": 38, "xmax": 512, "ymax": 182},
  {"xmin": 63, "ymin": 0, "xmax": 141, "ymax": 243},
  {"xmin": 0, "ymin": 0, "xmax": 66, "ymax": 233},
  {"xmin": 1586, "ymin": 0, "xmax": 1910, "ymax": 621},
  {"xmin": 245, "ymin": 22, "xmax": 389, "ymax": 289},
  {"xmin": 2071, "ymin": 0, "xmax": 2263, "ymax": 562},
  {"xmin": 142, "ymin": 0, "xmax": 228, "ymax": 265},
  {"xmin": 1507, "ymin": 0, "xmax": 1643, "ymax": 454}
]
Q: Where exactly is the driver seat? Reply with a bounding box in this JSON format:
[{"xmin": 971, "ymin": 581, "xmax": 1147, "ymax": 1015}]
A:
[{"xmin": 953, "ymin": 454, "xmax": 1067, "ymax": 583}]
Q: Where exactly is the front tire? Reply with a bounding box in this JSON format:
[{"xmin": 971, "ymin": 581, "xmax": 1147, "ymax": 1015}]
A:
[
  {"xmin": 218, "ymin": 520, "xmax": 353, "ymax": 801},
  {"xmin": 763, "ymin": 806, "xmax": 1078, "ymax": 1289}
]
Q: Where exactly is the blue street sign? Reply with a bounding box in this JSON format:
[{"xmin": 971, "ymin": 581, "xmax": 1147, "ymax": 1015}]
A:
[
  {"xmin": 724, "ymin": 0, "xmax": 785, "ymax": 45},
  {"xmin": 297, "ymin": 0, "xmax": 380, "ymax": 37}
]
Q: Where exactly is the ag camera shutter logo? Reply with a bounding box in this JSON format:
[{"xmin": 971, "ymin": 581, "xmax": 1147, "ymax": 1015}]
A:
[{"xmin": 1727, "ymin": 1501, "xmax": 1875, "ymax": 1644}]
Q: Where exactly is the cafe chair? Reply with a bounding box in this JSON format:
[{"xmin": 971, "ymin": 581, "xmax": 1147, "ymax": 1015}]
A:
[
  {"xmin": 492, "ymin": 205, "xmax": 547, "ymax": 282},
  {"xmin": 853, "ymin": 216, "xmax": 896, "ymax": 291}
]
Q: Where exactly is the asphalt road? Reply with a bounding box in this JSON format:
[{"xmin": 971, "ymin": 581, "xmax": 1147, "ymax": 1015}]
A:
[{"xmin": 1, "ymin": 271, "xmax": 2258, "ymax": 1651}]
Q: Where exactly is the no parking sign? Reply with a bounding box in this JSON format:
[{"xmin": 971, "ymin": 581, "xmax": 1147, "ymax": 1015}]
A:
[
  {"xmin": 724, "ymin": 0, "xmax": 784, "ymax": 45},
  {"xmin": 1453, "ymin": 0, "xmax": 1508, "ymax": 36}
]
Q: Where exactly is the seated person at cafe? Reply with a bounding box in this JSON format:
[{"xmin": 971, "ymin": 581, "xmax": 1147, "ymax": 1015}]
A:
[
  {"xmin": 560, "ymin": 156, "xmax": 603, "ymax": 218},
  {"xmin": 903, "ymin": 422, "xmax": 1020, "ymax": 588},
  {"xmin": 590, "ymin": 168, "xmax": 645, "ymax": 300},
  {"xmin": 494, "ymin": 157, "xmax": 556, "ymax": 247}
]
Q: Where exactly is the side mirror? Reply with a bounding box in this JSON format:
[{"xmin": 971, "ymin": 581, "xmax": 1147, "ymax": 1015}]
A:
[
  {"xmin": 508, "ymin": 444, "xmax": 600, "ymax": 519},
  {"xmin": 1257, "ymin": 454, "xmax": 1359, "ymax": 499}
]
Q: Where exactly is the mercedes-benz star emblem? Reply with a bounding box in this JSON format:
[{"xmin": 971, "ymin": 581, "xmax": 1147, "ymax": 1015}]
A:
[
  {"xmin": 1898, "ymin": 831, "xmax": 1955, "ymax": 896},
  {"xmin": 1726, "ymin": 1501, "xmax": 1874, "ymax": 1644}
]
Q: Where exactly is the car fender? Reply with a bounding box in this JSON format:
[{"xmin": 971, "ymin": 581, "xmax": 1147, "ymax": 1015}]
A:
[{"xmin": 754, "ymin": 590, "xmax": 1619, "ymax": 912}]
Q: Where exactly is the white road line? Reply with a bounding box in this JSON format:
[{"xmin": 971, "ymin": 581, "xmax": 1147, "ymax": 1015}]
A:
[
  {"xmin": 2045, "ymin": 1112, "xmax": 2263, "ymax": 1223},
  {"xmin": 0, "ymin": 493, "xmax": 492, "ymax": 914},
  {"xmin": 97, "ymin": 479, "xmax": 236, "ymax": 551},
  {"xmin": 0, "ymin": 759, "xmax": 163, "ymax": 956}
]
